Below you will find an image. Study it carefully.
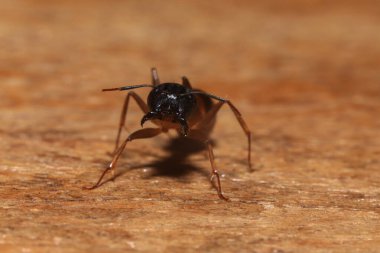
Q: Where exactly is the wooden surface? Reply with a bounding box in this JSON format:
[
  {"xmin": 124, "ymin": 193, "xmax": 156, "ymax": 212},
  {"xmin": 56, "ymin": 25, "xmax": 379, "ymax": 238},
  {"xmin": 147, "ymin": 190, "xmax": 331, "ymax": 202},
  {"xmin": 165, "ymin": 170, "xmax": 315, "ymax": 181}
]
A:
[{"xmin": 1, "ymin": 1, "xmax": 380, "ymax": 252}]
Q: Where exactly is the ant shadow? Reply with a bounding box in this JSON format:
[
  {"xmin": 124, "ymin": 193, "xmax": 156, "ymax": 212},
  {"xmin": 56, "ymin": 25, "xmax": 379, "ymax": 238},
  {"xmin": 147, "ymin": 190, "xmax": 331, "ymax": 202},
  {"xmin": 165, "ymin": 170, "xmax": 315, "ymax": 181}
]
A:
[{"xmin": 102, "ymin": 137, "xmax": 214, "ymax": 185}]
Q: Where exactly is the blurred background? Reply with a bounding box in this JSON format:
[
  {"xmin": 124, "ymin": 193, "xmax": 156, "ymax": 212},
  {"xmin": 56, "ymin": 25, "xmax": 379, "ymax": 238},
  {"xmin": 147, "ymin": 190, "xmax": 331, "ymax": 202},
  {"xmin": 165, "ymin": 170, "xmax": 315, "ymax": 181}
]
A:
[
  {"xmin": 1, "ymin": 1, "xmax": 379, "ymax": 252},
  {"xmin": 2, "ymin": 0, "xmax": 379, "ymax": 108}
]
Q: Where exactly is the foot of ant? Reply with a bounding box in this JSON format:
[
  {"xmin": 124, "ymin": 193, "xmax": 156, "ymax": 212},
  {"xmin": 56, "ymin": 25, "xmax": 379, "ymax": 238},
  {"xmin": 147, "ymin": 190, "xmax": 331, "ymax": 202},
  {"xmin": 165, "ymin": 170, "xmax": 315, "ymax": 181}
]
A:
[
  {"xmin": 82, "ymin": 184, "xmax": 99, "ymax": 190},
  {"xmin": 210, "ymin": 174, "xmax": 230, "ymax": 201},
  {"xmin": 217, "ymin": 192, "xmax": 230, "ymax": 201},
  {"xmin": 82, "ymin": 166, "xmax": 114, "ymax": 190},
  {"xmin": 249, "ymin": 162, "xmax": 262, "ymax": 172}
]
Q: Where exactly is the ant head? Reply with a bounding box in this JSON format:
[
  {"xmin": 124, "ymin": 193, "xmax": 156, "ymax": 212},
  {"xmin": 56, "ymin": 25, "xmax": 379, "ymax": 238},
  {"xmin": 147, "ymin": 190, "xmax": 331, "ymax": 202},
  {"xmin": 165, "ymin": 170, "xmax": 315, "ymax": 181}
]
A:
[
  {"xmin": 141, "ymin": 83, "xmax": 195, "ymax": 136},
  {"xmin": 102, "ymin": 80, "xmax": 197, "ymax": 137}
]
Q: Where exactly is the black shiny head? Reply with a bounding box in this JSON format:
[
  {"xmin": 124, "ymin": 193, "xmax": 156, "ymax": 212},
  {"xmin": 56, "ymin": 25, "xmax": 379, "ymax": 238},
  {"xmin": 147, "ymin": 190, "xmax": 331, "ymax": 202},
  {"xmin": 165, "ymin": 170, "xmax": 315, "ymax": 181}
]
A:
[{"xmin": 141, "ymin": 83, "xmax": 196, "ymax": 136}]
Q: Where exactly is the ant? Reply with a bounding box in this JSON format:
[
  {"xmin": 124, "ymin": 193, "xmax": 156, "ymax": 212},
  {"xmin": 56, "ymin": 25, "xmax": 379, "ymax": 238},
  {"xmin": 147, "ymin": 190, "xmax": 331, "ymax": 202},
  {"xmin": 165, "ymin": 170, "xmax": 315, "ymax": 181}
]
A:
[{"xmin": 84, "ymin": 68, "xmax": 252, "ymax": 200}]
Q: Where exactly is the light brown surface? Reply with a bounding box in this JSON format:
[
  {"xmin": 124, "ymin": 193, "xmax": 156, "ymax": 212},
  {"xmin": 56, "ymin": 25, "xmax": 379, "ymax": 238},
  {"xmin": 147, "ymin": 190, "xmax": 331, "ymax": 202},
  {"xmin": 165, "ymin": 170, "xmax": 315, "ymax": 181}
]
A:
[{"xmin": 1, "ymin": 1, "xmax": 380, "ymax": 252}]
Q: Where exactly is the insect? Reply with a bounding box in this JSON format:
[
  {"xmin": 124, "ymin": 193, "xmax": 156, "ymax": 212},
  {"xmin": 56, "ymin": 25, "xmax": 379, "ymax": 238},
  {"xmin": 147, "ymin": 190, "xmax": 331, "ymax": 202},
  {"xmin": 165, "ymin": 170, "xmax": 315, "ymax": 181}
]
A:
[{"xmin": 84, "ymin": 68, "xmax": 251, "ymax": 200}]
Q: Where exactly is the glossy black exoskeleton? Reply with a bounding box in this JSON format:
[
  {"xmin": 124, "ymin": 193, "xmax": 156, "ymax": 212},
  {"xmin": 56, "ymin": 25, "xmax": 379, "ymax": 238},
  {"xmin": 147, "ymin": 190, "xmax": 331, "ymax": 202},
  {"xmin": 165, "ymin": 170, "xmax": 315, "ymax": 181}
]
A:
[
  {"xmin": 84, "ymin": 68, "xmax": 252, "ymax": 201},
  {"xmin": 142, "ymin": 83, "xmax": 196, "ymax": 136}
]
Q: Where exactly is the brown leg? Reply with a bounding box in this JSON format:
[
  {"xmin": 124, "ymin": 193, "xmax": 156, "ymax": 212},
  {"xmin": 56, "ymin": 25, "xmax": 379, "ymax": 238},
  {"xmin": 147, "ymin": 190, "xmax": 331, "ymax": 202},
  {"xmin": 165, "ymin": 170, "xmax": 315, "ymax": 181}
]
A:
[
  {"xmin": 194, "ymin": 100, "xmax": 252, "ymax": 170},
  {"xmin": 151, "ymin": 67, "xmax": 160, "ymax": 86},
  {"xmin": 182, "ymin": 76, "xmax": 192, "ymax": 89},
  {"xmin": 83, "ymin": 128, "xmax": 162, "ymax": 190},
  {"xmin": 187, "ymin": 130, "xmax": 229, "ymax": 201},
  {"xmin": 113, "ymin": 91, "xmax": 149, "ymax": 153},
  {"xmin": 206, "ymin": 140, "xmax": 229, "ymax": 201}
]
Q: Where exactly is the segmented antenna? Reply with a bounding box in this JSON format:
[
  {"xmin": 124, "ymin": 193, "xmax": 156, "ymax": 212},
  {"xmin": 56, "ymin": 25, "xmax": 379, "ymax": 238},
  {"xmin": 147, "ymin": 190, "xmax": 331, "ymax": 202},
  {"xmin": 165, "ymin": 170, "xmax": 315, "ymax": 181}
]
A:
[{"xmin": 102, "ymin": 84, "xmax": 154, "ymax": 92}]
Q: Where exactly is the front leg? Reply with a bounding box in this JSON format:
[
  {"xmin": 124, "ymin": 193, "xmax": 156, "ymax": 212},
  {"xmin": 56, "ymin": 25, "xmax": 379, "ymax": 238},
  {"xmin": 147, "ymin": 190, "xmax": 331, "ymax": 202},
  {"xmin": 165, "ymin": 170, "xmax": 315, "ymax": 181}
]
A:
[{"xmin": 83, "ymin": 128, "xmax": 162, "ymax": 190}]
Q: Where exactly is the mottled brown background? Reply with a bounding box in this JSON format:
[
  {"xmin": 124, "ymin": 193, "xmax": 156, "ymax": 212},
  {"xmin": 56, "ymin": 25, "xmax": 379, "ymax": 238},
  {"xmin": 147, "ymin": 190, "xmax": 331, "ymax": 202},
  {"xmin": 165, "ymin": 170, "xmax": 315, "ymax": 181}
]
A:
[{"xmin": 0, "ymin": 0, "xmax": 379, "ymax": 252}]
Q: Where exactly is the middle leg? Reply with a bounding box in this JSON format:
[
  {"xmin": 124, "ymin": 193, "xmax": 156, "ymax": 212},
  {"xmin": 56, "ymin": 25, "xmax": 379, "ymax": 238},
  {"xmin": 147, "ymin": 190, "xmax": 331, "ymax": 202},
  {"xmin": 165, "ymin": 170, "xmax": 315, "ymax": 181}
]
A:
[
  {"xmin": 188, "ymin": 130, "xmax": 229, "ymax": 201},
  {"xmin": 113, "ymin": 91, "xmax": 149, "ymax": 153}
]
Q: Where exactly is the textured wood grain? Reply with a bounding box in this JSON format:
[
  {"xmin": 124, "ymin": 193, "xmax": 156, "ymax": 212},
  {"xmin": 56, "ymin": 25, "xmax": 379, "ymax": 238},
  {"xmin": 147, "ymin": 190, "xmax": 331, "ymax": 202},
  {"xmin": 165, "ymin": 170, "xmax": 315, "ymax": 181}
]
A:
[{"xmin": 1, "ymin": 1, "xmax": 380, "ymax": 252}]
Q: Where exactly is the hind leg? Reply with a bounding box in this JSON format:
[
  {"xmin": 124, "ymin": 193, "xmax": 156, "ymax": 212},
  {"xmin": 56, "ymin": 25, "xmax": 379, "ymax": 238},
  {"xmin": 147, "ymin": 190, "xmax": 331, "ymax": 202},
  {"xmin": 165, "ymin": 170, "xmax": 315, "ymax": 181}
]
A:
[
  {"xmin": 193, "ymin": 99, "xmax": 252, "ymax": 170},
  {"xmin": 151, "ymin": 68, "xmax": 160, "ymax": 86}
]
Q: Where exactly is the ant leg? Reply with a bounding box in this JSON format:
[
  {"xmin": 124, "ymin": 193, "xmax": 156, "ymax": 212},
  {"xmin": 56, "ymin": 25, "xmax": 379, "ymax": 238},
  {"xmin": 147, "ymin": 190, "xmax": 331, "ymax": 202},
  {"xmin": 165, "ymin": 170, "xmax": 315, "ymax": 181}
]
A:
[
  {"xmin": 224, "ymin": 100, "xmax": 251, "ymax": 170},
  {"xmin": 187, "ymin": 130, "xmax": 229, "ymax": 201},
  {"xmin": 206, "ymin": 140, "xmax": 229, "ymax": 201},
  {"xmin": 83, "ymin": 128, "xmax": 162, "ymax": 190},
  {"xmin": 182, "ymin": 76, "xmax": 192, "ymax": 89},
  {"xmin": 194, "ymin": 99, "xmax": 252, "ymax": 170},
  {"xmin": 151, "ymin": 67, "xmax": 160, "ymax": 86},
  {"xmin": 193, "ymin": 101, "xmax": 223, "ymax": 133},
  {"xmin": 113, "ymin": 91, "xmax": 149, "ymax": 154}
]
